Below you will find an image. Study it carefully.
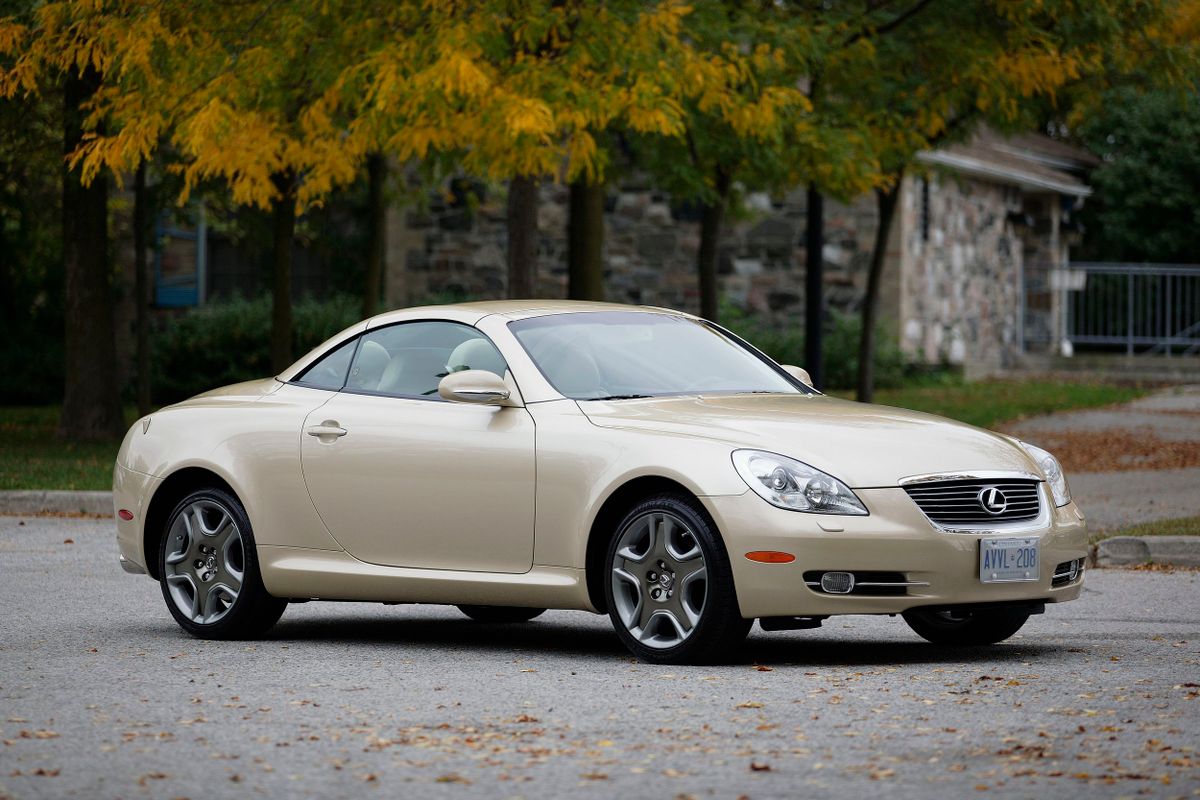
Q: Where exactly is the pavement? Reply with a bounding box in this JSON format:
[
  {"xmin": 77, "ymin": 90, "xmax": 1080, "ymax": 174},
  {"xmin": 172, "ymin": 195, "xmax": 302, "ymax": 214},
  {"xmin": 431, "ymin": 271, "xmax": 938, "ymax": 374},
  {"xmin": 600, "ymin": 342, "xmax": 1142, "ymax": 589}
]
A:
[
  {"xmin": 0, "ymin": 491, "xmax": 110, "ymax": 517},
  {"xmin": 1006, "ymin": 385, "xmax": 1200, "ymax": 534},
  {"xmin": 1, "ymin": 516, "xmax": 1198, "ymax": 800}
]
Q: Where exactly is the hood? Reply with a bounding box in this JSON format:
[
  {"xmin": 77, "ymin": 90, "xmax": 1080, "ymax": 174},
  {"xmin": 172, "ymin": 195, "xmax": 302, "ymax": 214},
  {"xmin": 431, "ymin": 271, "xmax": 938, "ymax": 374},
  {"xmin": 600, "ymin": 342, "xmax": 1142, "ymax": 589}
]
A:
[
  {"xmin": 579, "ymin": 393, "xmax": 1037, "ymax": 488},
  {"xmin": 175, "ymin": 378, "xmax": 284, "ymax": 407}
]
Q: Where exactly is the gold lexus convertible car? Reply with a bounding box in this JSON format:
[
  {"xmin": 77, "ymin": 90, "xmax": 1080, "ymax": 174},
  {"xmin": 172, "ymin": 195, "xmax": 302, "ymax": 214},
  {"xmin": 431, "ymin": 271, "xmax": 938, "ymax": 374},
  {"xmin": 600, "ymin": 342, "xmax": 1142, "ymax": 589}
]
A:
[{"xmin": 114, "ymin": 301, "xmax": 1087, "ymax": 663}]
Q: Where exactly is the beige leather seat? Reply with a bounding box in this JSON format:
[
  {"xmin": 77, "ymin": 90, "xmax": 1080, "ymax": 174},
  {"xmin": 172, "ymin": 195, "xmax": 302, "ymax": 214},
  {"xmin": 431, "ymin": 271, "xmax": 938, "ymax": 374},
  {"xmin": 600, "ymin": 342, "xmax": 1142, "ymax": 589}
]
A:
[
  {"xmin": 377, "ymin": 348, "xmax": 453, "ymax": 396},
  {"xmin": 346, "ymin": 340, "xmax": 390, "ymax": 391},
  {"xmin": 445, "ymin": 338, "xmax": 506, "ymax": 377}
]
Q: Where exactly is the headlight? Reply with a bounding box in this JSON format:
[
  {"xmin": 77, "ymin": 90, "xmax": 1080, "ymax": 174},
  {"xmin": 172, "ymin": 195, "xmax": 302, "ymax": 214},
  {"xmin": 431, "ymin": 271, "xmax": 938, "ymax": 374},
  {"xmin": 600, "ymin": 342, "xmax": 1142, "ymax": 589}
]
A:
[
  {"xmin": 732, "ymin": 450, "xmax": 868, "ymax": 515},
  {"xmin": 1019, "ymin": 441, "xmax": 1071, "ymax": 507}
]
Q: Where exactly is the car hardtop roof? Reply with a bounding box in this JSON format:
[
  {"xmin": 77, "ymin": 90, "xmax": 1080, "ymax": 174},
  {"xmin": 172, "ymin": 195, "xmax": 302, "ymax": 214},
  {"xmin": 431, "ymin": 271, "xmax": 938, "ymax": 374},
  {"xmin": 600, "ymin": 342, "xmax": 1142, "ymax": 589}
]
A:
[{"xmin": 367, "ymin": 299, "xmax": 695, "ymax": 326}]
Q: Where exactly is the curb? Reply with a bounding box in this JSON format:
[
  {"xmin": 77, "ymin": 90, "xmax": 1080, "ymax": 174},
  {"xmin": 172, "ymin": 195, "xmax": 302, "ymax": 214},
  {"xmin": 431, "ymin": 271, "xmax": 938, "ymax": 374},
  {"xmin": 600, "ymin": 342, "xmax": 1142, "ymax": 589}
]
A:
[
  {"xmin": 0, "ymin": 490, "xmax": 112, "ymax": 517},
  {"xmin": 1095, "ymin": 535, "xmax": 1200, "ymax": 568}
]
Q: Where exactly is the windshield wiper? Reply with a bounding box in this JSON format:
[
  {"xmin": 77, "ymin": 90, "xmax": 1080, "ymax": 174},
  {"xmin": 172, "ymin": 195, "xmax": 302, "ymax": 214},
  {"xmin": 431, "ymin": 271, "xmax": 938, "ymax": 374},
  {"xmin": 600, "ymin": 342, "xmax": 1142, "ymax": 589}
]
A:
[{"xmin": 589, "ymin": 394, "xmax": 653, "ymax": 400}]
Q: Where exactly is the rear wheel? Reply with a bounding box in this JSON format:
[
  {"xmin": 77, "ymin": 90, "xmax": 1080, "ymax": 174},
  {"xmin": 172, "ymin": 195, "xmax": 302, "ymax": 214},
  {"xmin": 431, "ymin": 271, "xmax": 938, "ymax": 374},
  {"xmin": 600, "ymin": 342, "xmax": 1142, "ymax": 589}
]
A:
[
  {"xmin": 604, "ymin": 493, "xmax": 751, "ymax": 664},
  {"xmin": 457, "ymin": 605, "xmax": 545, "ymax": 623},
  {"xmin": 902, "ymin": 606, "xmax": 1031, "ymax": 645},
  {"xmin": 159, "ymin": 488, "xmax": 287, "ymax": 639}
]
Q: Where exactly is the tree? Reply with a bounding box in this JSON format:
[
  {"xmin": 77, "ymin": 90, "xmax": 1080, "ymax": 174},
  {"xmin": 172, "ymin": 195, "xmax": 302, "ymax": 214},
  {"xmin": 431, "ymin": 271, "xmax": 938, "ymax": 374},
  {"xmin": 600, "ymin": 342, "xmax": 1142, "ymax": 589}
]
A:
[
  {"xmin": 506, "ymin": 175, "xmax": 539, "ymax": 298},
  {"xmin": 0, "ymin": 4, "xmax": 128, "ymax": 437},
  {"xmin": 362, "ymin": 152, "xmax": 387, "ymax": 316},
  {"xmin": 133, "ymin": 162, "xmax": 151, "ymax": 416},
  {"xmin": 1078, "ymin": 85, "xmax": 1200, "ymax": 263},
  {"xmin": 630, "ymin": 3, "xmax": 877, "ymax": 326},
  {"xmin": 60, "ymin": 65, "xmax": 124, "ymax": 439},
  {"xmin": 567, "ymin": 179, "xmax": 605, "ymax": 300},
  {"xmin": 828, "ymin": 0, "xmax": 1200, "ymax": 401},
  {"xmin": 2, "ymin": 1, "xmax": 386, "ymax": 372},
  {"xmin": 350, "ymin": 1, "xmax": 713, "ymax": 302}
]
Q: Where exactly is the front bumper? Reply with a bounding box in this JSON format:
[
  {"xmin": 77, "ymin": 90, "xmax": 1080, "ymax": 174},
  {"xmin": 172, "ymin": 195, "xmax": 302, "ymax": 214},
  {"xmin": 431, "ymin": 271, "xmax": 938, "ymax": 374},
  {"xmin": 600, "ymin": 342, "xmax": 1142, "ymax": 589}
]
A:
[
  {"xmin": 113, "ymin": 462, "xmax": 161, "ymax": 576},
  {"xmin": 702, "ymin": 486, "xmax": 1088, "ymax": 619}
]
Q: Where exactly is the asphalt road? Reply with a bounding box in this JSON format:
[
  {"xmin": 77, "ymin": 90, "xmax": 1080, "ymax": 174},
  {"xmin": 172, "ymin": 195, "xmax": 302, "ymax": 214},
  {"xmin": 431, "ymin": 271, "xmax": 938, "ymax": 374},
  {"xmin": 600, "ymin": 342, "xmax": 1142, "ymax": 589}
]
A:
[{"xmin": 1, "ymin": 517, "xmax": 1198, "ymax": 800}]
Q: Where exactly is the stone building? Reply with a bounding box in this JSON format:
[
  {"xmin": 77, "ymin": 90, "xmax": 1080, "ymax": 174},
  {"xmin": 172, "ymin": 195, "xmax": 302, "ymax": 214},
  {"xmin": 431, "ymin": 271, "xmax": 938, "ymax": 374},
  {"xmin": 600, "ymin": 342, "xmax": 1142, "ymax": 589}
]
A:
[{"xmin": 384, "ymin": 129, "xmax": 1094, "ymax": 377}]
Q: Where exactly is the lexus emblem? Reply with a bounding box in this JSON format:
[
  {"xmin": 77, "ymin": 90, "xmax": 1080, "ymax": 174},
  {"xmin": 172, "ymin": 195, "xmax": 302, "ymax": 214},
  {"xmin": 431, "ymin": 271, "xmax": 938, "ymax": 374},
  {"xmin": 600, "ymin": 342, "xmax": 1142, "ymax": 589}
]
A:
[{"xmin": 978, "ymin": 487, "xmax": 1008, "ymax": 515}]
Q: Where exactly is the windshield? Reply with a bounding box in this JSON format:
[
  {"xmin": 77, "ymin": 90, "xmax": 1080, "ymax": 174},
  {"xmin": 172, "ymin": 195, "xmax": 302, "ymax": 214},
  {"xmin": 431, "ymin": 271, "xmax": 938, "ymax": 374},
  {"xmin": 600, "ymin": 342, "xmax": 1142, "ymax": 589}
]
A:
[{"xmin": 508, "ymin": 311, "xmax": 808, "ymax": 400}]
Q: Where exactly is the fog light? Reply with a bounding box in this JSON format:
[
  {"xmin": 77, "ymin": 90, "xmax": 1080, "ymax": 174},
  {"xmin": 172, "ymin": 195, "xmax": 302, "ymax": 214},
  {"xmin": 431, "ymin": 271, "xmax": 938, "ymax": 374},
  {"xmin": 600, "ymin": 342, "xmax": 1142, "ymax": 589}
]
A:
[
  {"xmin": 820, "ymin": 571, "xmax": 855, "ymax": 594},
  {"xmin": 1068, "ymin": 559, "xmax": 1081, "ymax": 581}
]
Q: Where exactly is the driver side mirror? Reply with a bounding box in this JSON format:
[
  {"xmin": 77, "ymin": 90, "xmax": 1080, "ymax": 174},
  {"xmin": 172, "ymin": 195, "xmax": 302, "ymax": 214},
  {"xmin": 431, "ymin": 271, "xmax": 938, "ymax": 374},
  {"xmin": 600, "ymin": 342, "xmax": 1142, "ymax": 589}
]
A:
[
  {"xmin": 780, "ymin": 364, "xmax": 814, "ymax": 388},
  {"xmin": 438, "ymin": 370, "xmax": 520, "ymax": 406}
]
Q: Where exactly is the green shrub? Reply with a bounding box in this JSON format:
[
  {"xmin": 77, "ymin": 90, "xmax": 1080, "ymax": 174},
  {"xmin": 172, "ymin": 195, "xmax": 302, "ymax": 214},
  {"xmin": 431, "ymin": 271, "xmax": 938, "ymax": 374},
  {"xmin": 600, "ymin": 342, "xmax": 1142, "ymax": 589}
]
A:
[
  {"xmin": 720, "ymin": 302, "xmax": 907, "ymax": 391},
  {"xmin": 152, "ymin": 294, "xmax": 360, "ymax": 403}
]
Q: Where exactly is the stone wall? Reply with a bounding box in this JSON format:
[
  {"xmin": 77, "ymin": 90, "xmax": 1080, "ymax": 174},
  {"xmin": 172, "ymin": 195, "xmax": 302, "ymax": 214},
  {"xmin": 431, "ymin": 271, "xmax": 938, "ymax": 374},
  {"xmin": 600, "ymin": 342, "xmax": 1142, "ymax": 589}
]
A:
[
  {"xmin": 384, "ymin": 172, "xmax": 1045, "ymax": 375},
  {"xmin": 385, "ymin": 181, "xmax": 878, "ymax": 326},
  {"xmin": 896, "ymin": 173, "xmax": 1026, "ymax": 375}
]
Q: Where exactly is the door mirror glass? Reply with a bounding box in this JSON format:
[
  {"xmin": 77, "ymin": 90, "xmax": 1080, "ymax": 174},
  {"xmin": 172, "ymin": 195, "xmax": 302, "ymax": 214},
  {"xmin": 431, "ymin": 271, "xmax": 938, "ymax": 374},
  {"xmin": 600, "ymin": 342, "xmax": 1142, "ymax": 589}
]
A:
[
  {"xmin": 780, "ymin": 364, "xmax": 813, "ymax": 388},
  {"xmin": 438, "ymin": 370, "xmax": 516, "ymax": 406}
]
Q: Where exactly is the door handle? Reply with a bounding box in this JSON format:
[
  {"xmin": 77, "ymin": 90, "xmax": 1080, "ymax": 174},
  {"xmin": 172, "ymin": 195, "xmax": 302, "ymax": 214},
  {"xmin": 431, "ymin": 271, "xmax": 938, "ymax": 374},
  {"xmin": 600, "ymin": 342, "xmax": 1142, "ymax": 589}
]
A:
[{"xmin": 306, "ymin": 421, "xmax": 347, "ymax": 441}]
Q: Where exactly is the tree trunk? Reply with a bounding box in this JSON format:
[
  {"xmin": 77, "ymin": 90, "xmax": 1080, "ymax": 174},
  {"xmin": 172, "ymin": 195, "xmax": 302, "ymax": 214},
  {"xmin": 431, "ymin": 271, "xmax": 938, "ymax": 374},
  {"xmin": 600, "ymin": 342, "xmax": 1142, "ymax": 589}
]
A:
[
  {"xmin": 506, "ymin": 175, "xmax": 539, "ymax": 298},
  {"xmin": 804, "ymin": 184, "xmax": 824, "ymax": 390},
  {"xmin": 270, "ymin": 173, "xmax": 296, "ymax": 373},
  {"xmin": 134, "ymin": 162, "xmax": 152, "ymax": 416},
  {"xmin": 857, "ymin": 179, "xmax": 902, "ymax": 403},
  {"xmin": 363, "ymin": 153, "xmax": 386, "ymax": 318},
  {"xmin": 59, "ymin": 67, "xmax": 124, "ymax": 442},
  {"xmin": 567, "ymin": 179, "xmax": 604, "ymax": 301},
  {"xmin": 697, "ymin": 168, "xmax": 732, "ymax": 322}
]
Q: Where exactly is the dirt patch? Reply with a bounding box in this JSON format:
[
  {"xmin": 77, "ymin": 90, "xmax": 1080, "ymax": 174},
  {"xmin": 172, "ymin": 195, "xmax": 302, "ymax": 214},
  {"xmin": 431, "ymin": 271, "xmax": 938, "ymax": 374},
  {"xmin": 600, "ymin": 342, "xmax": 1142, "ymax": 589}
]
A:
[
  {"xmin": 1003, "ymin": 427, "xmax": 1200, "ymax": 473},
  {"xmin": 1144, "ymin": 408, "xmax": 1200, "ymax": 418}
]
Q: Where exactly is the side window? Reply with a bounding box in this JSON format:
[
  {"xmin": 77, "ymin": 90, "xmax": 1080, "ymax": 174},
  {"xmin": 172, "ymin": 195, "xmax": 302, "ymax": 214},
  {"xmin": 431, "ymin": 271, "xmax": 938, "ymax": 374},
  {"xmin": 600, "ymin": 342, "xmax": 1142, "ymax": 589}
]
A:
[
  {"xmin": 345, "ymin": 321, "xmax": 507, "ymax": 399},
  {"xmin": 294, "ymin": 337, "xmax": 358, "ymax": 390}
]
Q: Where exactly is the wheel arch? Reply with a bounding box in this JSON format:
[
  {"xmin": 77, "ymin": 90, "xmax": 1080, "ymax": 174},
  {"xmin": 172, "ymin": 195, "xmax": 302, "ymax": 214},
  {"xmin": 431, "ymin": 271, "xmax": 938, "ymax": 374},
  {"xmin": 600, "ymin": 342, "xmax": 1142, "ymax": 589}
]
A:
[
  {"xmin": 142, "ymin": 466, "xmax": 239, "ymax": 580},
  {"xmin": 584, "ymin": 475, "xmax": 716, "ymax": 614}
]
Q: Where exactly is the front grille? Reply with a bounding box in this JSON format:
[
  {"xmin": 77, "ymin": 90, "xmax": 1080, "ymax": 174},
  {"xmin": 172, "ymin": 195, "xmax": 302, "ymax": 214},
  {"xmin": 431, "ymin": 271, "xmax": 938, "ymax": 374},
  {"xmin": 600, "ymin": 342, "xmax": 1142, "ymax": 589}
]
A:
[{"xmin": 904, "ymin": 479, "xmax": 1042, "ymax": 528}]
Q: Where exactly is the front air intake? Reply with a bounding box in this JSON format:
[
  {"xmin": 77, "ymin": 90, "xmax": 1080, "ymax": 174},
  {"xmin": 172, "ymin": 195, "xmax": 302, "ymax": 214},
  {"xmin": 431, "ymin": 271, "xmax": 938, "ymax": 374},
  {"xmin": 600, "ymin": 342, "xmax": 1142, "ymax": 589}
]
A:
[{"xmin": 803, "ymin": 571, "xmax": 926, "ymax": 596}]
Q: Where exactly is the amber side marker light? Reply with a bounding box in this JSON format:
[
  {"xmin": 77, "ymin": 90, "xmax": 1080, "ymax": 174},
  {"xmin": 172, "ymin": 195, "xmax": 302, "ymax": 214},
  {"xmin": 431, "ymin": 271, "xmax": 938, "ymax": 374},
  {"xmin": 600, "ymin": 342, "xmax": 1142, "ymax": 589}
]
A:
[
  {"xmin": 117, "ymin": 509, "xmax": 134, "ymax": 521},
  {"xmin": 745, "ymin": 551, "xmax": 795, "ymax": 564}
]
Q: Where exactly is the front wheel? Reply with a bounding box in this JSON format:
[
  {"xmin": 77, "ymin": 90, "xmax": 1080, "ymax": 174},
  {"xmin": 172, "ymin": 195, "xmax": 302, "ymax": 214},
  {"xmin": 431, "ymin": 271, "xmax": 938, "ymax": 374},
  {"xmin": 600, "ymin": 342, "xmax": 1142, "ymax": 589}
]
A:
[
  {"xmin": 457, "ymin": 605, "xmax": 546, "ymax": 623},
  {"xmin": 902, "ymin": 606, "xmax": 1031, "ymax": 645},
  {"xmin": 604, "ymin": 493, "xmax": 751, "ymax": 664},
  {"xmin": 159, "ymin": 488, "xmax": 287, "ymax": 639}
]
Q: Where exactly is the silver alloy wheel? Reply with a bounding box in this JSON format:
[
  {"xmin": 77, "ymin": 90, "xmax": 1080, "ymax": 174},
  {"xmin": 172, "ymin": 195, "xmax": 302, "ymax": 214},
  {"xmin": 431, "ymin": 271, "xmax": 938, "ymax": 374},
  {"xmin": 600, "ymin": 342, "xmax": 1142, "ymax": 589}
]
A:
[
  {"xmin": 610, "ymin": 511, "xmax": 707, "ymax": 649},
  {"xmin": 163, "ymin": 499, "xmax": 245, "ymax": 625}
]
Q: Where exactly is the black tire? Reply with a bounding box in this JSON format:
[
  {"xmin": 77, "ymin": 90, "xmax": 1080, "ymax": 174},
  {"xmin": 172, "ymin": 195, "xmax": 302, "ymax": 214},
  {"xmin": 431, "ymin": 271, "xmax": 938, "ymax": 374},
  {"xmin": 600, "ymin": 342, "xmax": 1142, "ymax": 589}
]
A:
[
  {"xmin": 158, "ymin": 488, "xmax": 287, "ymax": 639},
  {"xmin": 456, "ymin": 605, "xmax": 546, "ymax": 623},
  {"xmin": 902, "ymin": 606, "xmax": 1031, "ymax": 645},
  {"xmin": 603, "ymin": 493, "xmax": 752, "ymax": 665}
]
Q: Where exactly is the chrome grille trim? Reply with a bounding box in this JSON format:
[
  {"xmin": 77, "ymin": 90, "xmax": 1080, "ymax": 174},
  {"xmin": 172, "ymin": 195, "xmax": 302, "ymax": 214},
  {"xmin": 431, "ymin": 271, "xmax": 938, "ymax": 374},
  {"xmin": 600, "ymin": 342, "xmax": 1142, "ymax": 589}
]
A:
[{"xmin": 899, "ymin": 473, "xmax": 1049, "ymax": 532}]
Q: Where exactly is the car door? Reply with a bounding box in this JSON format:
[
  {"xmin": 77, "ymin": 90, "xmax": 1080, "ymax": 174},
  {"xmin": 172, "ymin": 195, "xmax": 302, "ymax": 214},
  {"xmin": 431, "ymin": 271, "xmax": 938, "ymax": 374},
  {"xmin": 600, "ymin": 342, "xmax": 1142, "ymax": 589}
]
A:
[{"xmin": 299, "ymin": 320, "xmax": 536, "ymax": 573}]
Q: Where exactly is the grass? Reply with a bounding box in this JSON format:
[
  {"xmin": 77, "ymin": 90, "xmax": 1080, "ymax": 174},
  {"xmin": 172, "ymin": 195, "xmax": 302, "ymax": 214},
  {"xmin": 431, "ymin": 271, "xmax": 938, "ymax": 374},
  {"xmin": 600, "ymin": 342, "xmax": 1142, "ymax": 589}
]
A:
[
  {"xmin": 1093, "ymin": 515, "xmax": 1200, "ymax": 542},
  {"xmin": 0, "ymin": 406, "xmax": 129, "ymax": 491},
  {"xmin": 0, "ymin": 378, "xmax": 1154, "ymax": 491},
  {"xmin": 841, "ymin": 377, "xmax": 1152, "ymax": 430}
]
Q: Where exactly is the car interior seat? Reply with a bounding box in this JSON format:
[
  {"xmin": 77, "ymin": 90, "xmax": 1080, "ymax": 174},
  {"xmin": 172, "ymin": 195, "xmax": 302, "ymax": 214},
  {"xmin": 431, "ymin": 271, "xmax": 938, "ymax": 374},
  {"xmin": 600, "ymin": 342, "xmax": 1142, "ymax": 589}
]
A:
[
  {"xmin": 376, "ymin": 347, "xmax": 454, "ymax": 396},
  {"xmin": 444, "ymin": 338, "xmax": 507, "ymax": 377},
  {"xmin": 346, "ymin": 340, "xmax": 390, "ymax": 391}
]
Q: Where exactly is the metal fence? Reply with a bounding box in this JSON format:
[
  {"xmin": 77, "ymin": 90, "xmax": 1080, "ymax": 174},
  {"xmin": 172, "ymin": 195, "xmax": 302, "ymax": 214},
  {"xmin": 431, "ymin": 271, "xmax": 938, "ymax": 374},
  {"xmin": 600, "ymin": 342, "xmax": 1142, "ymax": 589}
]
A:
[{"xmin": 1066, "ymin": 263, "xmax": 1200, "ymax": 356}]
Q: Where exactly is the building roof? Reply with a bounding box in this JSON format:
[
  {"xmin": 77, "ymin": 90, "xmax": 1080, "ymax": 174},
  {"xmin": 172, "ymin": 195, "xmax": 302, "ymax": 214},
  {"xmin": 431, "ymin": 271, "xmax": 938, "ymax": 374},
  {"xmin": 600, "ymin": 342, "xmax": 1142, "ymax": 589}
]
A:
[{"xmin": 917, "ymin": 129, "xmax": 1093, "ymax": 197}]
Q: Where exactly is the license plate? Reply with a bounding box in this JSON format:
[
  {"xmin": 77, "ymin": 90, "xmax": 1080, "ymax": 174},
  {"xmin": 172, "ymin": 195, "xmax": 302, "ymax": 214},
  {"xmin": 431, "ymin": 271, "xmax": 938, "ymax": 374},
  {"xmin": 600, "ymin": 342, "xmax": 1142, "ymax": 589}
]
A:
[{"xmin": 979, "ymin": 537, "xmax": 1039, "ymax": 583}]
